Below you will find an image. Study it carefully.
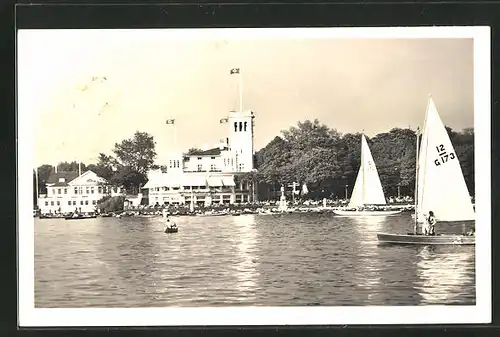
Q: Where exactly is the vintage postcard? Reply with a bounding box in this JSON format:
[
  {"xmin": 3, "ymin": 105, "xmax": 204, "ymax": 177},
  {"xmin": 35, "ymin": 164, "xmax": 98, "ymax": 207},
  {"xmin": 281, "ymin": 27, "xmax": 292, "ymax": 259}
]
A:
[{"xmin": 17, "ymin": 26, "xmax": 491, "ymax": 326}]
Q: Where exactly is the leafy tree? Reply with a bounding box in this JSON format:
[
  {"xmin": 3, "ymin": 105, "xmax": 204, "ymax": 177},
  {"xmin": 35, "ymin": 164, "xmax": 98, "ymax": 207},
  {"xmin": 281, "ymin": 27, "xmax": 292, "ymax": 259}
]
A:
[
  {"xmin": 186, "ymin": 148, "xmax": 203, "ymax": 155},
  {"xmin": 86, "ymin": 153, "xmax": 116, "ymax": 181},
  {"xmin": 253, "ymin": 119, "xmax": 474, "ymax": 201},
  {"xmin": 112, "ymin": 131, "xmax": 156, "ymax": 175},
  {"xmin": 57, "ymin": 161, "xmax": 86, "ymax": 173},
  {"xmin": 110, "ymin": 166, "xmax": 147, "ymax": 194},
  {"xmin": 36, "ymin": 164, "xmax": 54, "ymax": 194}
]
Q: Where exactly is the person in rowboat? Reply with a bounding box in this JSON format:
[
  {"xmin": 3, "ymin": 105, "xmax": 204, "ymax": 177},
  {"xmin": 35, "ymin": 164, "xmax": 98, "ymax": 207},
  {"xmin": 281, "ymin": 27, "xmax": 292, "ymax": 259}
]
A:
[{"xmin": 164, "ymin": 216, "xmax": 177, "ymax": 231}]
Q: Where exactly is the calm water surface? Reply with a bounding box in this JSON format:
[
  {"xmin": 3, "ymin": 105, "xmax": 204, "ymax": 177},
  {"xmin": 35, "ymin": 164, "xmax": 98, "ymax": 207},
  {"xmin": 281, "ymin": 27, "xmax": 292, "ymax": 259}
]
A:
[{"xmin": 34, "ymin": 213, "xmax": 475, "ymax": 307}]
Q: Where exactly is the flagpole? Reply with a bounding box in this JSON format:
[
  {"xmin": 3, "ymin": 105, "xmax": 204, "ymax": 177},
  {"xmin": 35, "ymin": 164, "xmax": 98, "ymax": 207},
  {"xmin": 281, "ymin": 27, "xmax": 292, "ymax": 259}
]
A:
[
  {"xmin": 239, "ymin": 69, "xmax": 243, "ymax": 112},
  {"xmin": 175, "ymin": 122, "xmax": 178, "ymax": 152},
  {"xmin": 413, "ymin": 127, "xmax": 420, "ymax": 235},
  {"xmin": 35, "ymin": 166, "xmax": 39, "ymax": 208}
]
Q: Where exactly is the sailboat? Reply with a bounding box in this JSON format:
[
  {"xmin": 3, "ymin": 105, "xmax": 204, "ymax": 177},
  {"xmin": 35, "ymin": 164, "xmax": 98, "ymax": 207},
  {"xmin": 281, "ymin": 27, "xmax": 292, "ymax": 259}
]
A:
[
  {"xmin": 333, "ymin": 134, "xmax": 402, "ymax": 217},
  {"xmin": 377, "ymin": 95, "xmax": 475, "ymax": 245}
]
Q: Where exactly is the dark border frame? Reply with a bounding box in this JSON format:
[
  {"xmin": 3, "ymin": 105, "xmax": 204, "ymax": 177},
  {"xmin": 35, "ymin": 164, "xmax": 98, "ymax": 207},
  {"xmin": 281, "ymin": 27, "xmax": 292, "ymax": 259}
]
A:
[{"xmin": 4, "ymin": 0, "xmax": 499, "ymax": 336}]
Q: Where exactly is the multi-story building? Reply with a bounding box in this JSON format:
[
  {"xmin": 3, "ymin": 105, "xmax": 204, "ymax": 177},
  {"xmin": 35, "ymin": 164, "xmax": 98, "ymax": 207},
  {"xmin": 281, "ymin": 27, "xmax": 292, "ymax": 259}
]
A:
[
  {"xmin": 143, "ymin": 110, "xmax": 256, "ymax": 206},
  {"xmin": 37, "ymin": 170, "xmax": 124, "ymax": 214}
]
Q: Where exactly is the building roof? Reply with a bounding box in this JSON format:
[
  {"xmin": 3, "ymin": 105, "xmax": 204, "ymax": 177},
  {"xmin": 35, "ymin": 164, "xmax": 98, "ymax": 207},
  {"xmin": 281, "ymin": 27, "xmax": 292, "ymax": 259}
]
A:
[
  {"xmin": 51, "ymin": 182, "xmax": 72, "ymax": 187},
  {"xmin": 143, "ymin": 172, "xmax": 237, "ymax": 189},
  {"xmin": 46, "ymin": 171, "xmax": 79, "ymax": 185},
  {"xmin": 187, "ymin": 148, "xmax": 222, "ymax": 156}
]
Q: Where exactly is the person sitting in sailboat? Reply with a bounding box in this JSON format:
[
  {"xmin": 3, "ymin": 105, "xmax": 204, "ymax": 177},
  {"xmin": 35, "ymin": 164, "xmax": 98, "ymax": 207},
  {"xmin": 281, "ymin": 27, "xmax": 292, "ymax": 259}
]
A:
[{"xmin": 423, "ymin": 211, "xmax": 437, "ymax": 236}]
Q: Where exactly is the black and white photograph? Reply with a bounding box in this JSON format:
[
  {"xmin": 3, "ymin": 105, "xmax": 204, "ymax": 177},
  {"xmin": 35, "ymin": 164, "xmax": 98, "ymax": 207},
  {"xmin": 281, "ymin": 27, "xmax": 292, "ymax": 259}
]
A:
[{"xmin": 17, "ymin": 27, "xmax": 491, "ymax": 326}]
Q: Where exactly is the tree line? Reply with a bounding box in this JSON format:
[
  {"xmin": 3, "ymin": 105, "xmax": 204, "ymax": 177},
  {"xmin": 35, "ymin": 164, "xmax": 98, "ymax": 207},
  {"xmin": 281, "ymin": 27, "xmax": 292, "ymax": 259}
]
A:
[
  {"xmin": 33, "ymin": 120, "xmax": 474, "ymax": 202},
  {"xmin": 252, "ymin": 119, "xmax": 474, "ymax": 200},
  {"xmin": 34, "ymin": 131, "xmax": 157, "ymax": 198}
]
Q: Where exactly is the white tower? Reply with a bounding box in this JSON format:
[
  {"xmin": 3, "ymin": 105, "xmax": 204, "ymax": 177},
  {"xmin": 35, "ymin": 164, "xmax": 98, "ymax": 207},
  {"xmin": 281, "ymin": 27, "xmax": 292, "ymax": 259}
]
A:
[{"xmin": 227, "ymin": 110, "xmax": 254, "ymax": 172}]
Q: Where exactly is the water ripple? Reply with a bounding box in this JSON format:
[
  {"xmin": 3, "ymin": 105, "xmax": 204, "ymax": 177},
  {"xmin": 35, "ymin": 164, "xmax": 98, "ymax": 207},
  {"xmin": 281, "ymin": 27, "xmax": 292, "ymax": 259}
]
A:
[{"xmin": 34, "ymin": 213, "xmax": 475, "ymax": 307}]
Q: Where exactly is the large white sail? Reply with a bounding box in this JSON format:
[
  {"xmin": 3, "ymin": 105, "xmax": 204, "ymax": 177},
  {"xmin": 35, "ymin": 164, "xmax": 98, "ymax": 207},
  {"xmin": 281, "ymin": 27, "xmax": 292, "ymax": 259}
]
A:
[
  {"xmin": 349, "ymin": 135, "xmax": 387, "ymax": 208},
  {"xmin": 416, "ymin": 96, "xmax": 475, "ymax": 222}
]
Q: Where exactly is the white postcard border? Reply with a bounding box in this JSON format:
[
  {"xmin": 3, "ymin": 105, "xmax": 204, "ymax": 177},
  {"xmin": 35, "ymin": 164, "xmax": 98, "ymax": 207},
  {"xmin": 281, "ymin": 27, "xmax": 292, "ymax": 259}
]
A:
[{"xmin": 17, "ymin": 26, "xmax": 491, "ymax": 326}]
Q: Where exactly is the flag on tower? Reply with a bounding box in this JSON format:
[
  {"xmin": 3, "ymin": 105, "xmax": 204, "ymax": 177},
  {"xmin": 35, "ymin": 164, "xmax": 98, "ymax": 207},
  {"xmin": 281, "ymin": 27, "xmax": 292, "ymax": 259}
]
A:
[
  {"xmin": 220, "ymin": 118, "xmax": 229, "ymax": 124},
  {"xmin": 230, "ymin": 68, "xmax": 240, "ymax": 74},
  {"xmin": 166, "ymin": 119, "xmax": 175, "ymax": 125}
]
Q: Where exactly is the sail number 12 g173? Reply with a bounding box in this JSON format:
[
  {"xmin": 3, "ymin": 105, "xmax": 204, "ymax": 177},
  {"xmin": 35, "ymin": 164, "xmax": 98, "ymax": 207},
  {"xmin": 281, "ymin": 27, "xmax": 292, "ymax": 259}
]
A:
[{"xmin": 434, "ymin": 144, "xmax": 456, "ymax": 166}]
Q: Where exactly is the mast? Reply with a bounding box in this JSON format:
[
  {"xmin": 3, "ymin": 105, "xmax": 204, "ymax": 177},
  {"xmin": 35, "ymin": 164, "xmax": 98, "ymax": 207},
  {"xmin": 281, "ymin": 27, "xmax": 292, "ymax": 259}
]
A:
[
  {"xmin": 35, "ymin": 167, "xmax": 39, "ymax": 208},
  {"xmin": 361, "ymin": 133, "xmax": 365, "ymax": 206},
  {"xmin": 239, "ymin": 69, "xmax": 243, "ymax": 112},
  {"xmin": 413, "ymin": 127, "xmax": 420, "ymax": 234}
]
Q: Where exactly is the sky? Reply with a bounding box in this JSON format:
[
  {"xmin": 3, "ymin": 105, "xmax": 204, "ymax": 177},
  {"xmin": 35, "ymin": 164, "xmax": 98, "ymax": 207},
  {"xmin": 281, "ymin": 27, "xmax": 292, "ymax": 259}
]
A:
[{"xmin": 18, "ymin": 29, "xmax": 475, "ymax": 166}]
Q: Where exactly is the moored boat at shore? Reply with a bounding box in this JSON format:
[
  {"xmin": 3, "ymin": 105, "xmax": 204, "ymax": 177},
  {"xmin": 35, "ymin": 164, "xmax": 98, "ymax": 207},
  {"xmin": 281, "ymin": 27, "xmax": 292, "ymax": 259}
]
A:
[
  {"xmin": 333, "ymin": 209, "xmax": 402, "ymax": 217},
  {"xmin": 64, "ymin": 213, "xmax": 97, "ymax": 220}
]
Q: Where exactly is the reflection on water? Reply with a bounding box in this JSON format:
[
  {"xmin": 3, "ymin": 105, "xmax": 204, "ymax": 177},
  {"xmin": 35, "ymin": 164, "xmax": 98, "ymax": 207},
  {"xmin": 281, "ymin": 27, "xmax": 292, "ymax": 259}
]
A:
[
  {"xmin": 34, "ymin": 213, "xmax": 475, "ymax": 307},
  {"xmin": 415, "ymin": 245, "xmax": 475, "ymax": 305},
  {"xmin": 351, "ymin": 217, "xmax": 385, "ymax": 298},
  {"xmin": 231, "ymin": 215, "xmax": 259, "ymax": 298}
]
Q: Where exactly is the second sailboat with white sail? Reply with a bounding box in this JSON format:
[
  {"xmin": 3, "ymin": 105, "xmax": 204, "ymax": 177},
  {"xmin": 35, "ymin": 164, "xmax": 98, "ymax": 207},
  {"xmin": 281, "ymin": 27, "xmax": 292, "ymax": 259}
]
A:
[{"xmin": 333, "ymin": 134, "xmax": 402, "ymax": 217}]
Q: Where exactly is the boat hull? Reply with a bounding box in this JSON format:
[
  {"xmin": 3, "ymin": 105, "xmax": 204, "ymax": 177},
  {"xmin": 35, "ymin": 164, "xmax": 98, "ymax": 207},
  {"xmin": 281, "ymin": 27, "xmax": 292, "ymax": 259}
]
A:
[
  {"xmin": 377, "ymin": 232, "xmax": 475, "ymax": 245},
  {"xmin": 64, "ymin": 215, "xmax": 97, "ymax": 220},
  {"xmin": 164, "ymin": 227, "xmax": 178, "ymax": 233},
  {"xmin": 333, "ymin": 210, "xmax": 402, "ymax": 217}
]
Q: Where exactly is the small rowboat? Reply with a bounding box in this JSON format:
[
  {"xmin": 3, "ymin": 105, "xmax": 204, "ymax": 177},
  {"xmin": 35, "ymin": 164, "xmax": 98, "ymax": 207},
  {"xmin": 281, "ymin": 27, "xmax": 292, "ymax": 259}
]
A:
[{"xmin": 164, "ymin": 226, "xmax": 179, "ymax": 233}]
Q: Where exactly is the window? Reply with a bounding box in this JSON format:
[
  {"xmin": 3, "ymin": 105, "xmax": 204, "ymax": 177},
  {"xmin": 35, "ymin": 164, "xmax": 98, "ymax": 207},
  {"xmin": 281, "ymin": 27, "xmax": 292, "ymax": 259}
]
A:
[
  {"xmin": 86, "ymin": 187, "xmax": 90, "ymax": 194},
  {"xmin": 234, "ymin": 122, "xmax": 238, "ymax": 132},
  {"xmin": 197, "ymin": 164, "xmax": 203, "ymax": 172},
  {"xmin": 68, "ymin": 201, "xmax": 71, "ymax": 205},
  {"xmin": 197, "ymin": 157, "xmax": 202, "ymax": 160},
  {"xmin": 57, "ymin": 188, "xmax": 61, "ymax": 194},
  {"xmin": 45, "ymin": 201, "xmax": 48, "ymax": 206},
  {"xmin": 78, "ymin": 187, "xmax": 83, "ymax": 194},
  {"xmin": 64, "ymin": 188, "xmax": 67, "ymax": 194},
  {"xmin": 169, "ymin": 160, "xmax": 173, "ymax": 168},
  {"xmin": 80, "ymin": 201, "xmax": 84, "ymax": 205},
  {"xmin": 85, "ymin": 200, "xmax": 89, "ymax": 205},
  {"xmin": 239, "ymin": 121, "xmax": 243, "ymax": 131},
  {"xmin": 238, "ymin": 163, "xmax": 244, "ymax": 172},
  {"xmin": 56, "ymin": 201, "xmax": 60, "ymax": 206},
  {"xmin": 74, "ymin": 187, "xmax": 78, "ymax": 194},
  {"xmin": 92, "ymin": 200, "xmax": 96, "ymax": 205},
  {"xmin": 210, "ymin": 164, "xmax": 217, "ymax": 172},
  {"xmin": 50, "ymin": 201, "xmax": 54, "ymax": 206},
  {"xmin": 91, "ymin": 187, "xmax": 94, "ymax": 194},
  {"xmin": 211, "ymin": 157, "xmax": 216, "ymax": 160},
  {"xmin": 244, "ymin": 121, "xmax": 248, "ymax": 131},
  {"xmin": 73, "ymin": 201, "xmax": 76, "ymax": 206},
  {"xmin": 98, "ymin": 187, "xmax": 102, "ymax": 194}
]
